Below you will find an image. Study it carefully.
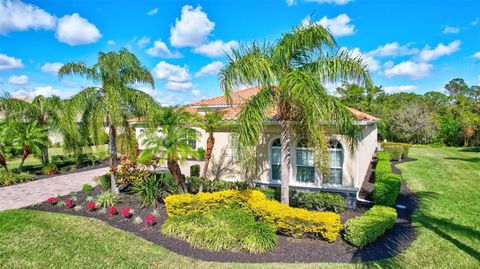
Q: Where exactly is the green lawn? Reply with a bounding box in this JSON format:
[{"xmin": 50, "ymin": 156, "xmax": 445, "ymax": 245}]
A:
[{"xmin": 0, "ymin": 146, "xmax": 479, "ymax": 268}]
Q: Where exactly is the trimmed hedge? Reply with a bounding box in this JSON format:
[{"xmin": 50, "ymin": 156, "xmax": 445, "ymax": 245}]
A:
[
  {"xmin": 343, "ymin": 205, "xmax": 397, "ymax": 248},
  {"xmin": 381, "ymin": 142, "xmax": 411, "ymax": 160},
  {"xmin": 374, "ymin": 151, "xmax": 402, "ymax": 206},
  {"xmin": 164, "ymin": 190, "xmax": 341, "ymax": 242},
  {"xmin": 291, "ymin": 192, "xmax": 346, "ymax": 212}
]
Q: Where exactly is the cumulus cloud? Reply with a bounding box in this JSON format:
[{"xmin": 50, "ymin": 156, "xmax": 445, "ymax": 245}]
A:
[
  {"xmin": 55, "ymin": 13, "xmax": 102, "ymax": 45},
  {"xmin": 107, "ymin": 40, "xmax": 115, "ymax": 45},
  {"xmin": 193, "ymin": 40, "xmax": 239, "ymax": 57},
  {"xmin": 305, "ymin": 14, "xmax": 355, "ymax": 37},
  {"xmin": 443, "ymin": 26, "xmax": 460, "ymax": 34},
  {"xmin": 472, "ymin": 18, "xmax": 479, "ymax": 26},
  {"xmin": 147, "ymin": 8, "xmax": 158, "ymax": 16},
  {"xmin": 137, "ymin": 36, "xmax": 150, "ymax": 47},
  {"xmin": 384, "ymin": 61, "xmax": 433, "ymax": 79},
  {"xmin": 8, "ymin": 74, "xmax": 28, "ymax": 85},
  {"xmin": 41, "ymin": 62, "xmax": 63, "ymax": 74},
  {"xmin": 305, "ymin": 0, "xmax": 352, "ymax": 4},
  {"xmin": 0, "ymin": 0, "xmax": 56, "ymax": 34},
  {"xmin": 165, "ymin": 81, "xmax": 194, "ymax": 91},
  {"xmin": 472, "ymin": 52, "xmax": 480, "ymax": 59},
  {"xmin": 367, "ymin": 42, "xmax": 419, "ymax": 58},
  {"xmin": 146, "ymin": 40, "xmax": 182, "ymax": 58},
  {"xmin": 383, "ymin": 85, "xmax": 418, "ymax": 94},
  {"xmin": 286, "ymin": 0, "xmax": 297, "ymax": 5},
  {"xmin": 0, "ymin": 53, "xmax": 23, "ymax": 70},
  {"xmin": 192, "ymin": 89, "xmax": 201, "ymax": 97},
  {"xmin": 136, "ymin": 86, "xmax": 157, "ymax": 96},
  {"xmin": 152, "ymin": 61, "xmax": 191, "ymax": 82},
  {"xmin": 342, "ymin": 47, "xmax": 380, "ymax": 72},
  {"xmin": 419, "ymin": 40, "xmax": 461, "ymax": 62},
  {"xmin": 195, "ymin": 61, "xmax": 224, "ymax": 77},
  {"xmin": 170, "ymin": 5, "xmax": 215, "ymax": 48}
]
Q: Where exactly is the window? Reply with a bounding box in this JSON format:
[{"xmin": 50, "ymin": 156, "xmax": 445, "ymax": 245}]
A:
[
  {"xmin": 296, "ymin": 141, "xmax": 315, "ymax": 183},
  {"xmin": 226, "ymin": 134, "xmax": 238, "ymax": 161},
  {"xmin": 271, "ymin": 138, "xmax": 281, "ymax": 181},
  {"xmin": 326, "ymin": 139, "xmax": 343, "ymax": 185},
  {"xmin": 183, "ymin": 128, "xmax": 196, "ymax": 149}
]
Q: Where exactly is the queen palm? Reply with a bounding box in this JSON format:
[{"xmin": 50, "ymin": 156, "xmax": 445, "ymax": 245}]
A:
[
  {"xmin": 11, "ymin": 122, "xmax": 49, "ymax": 172},
  {"xmin": 59, "ymin": 49, "xmax": 159, "ymax": 194},
  {"xmin": 139, "ymin": 108, "xmax": 198, "ymax": 193},
  {"xmin": 196, "ymin": 108, "xmax": 224, "ymax": 179},
  {"xmin": 219, "ymin": 23, "xmax": 372, "ymax": 204}
]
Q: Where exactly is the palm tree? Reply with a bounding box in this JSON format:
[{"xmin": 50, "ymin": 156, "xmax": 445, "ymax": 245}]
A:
[
  {"xmin": 219, "ymin": 23, "xmax": 372, "ymax": 204},
  {"xmin": 0, "ymin": 95, "xmax": 63, "ymax": 164},
  {"xmin": 58, "ymin": 49, "xmax": 159, "ymax": 194},
  {"xmin": 11, "ymin": 122, "xmax": 49, "ymax": 172},
  {"xmin": 138, "ymin": 108, "xmax": 198, "ymax": 193},
  {"xmin": 0, "ymin": 121, "xmax": 14, "ymax": 172},
  {"xmin": 196, "ymin": 108, "xmax": 224, "ymax": 179}
]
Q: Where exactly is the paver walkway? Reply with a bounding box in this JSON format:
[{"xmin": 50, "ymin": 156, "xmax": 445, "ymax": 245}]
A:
[{"xmin": 0, "ymin": 167, "xmax": 109, "ymax": 211}]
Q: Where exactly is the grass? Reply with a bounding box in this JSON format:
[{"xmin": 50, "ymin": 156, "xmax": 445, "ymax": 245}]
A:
[{"xmin": 0, "ymin": 146, "xmax": 479, "ymax": 268}]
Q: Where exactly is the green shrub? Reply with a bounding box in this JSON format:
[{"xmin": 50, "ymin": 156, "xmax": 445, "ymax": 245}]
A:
[
  {"xmin": 151, "ymin": 172, "xmax": 178, "ymax": 194},
  {"xmin": 196, "ymin": 147, "xmax": 205, "ymax": 161},
  {"xmin": 375, "ymin": 159, "xmax": 391, "ymax": 177},
  {"xmin": 343, "ymin": 205, "xmax": 397, "ymax": 248},
  {"xmin": 0, "ymin": 172, "xmax": 36, "ymax": 186},
  {"xmin": 203, "ymin": 180, "xmax": 251, "ymax": 192},
  {"xmin": 258, "ymin": 187, "xmax": 280, "ymax": 200},
  {"xmin": 381, "ymin": 142, "xmax": 410, "ymax": 159},
  {"xmin": 42, "ymin": 164, "xmax": 58, "ymax": 176},
  {"xmin": 291, "ymin": 192, "xmax": 345, "ymax": 212},
  {"xmin": 82, "ymin": 184, "xmax": 93, "ymax": 194},
  {"xmin": 384, "ymin": 145, "xmax": 404, "ymax": 161},
  {"xmin": 94, "ymin": 174, "xmax": 111, "ymax": 191},
  {"xmin": 131, "ymin": 174, "xmax": 162, "ymax": 207},
  {"xmin": 162, "ymin": 208, "xmax": 277, "ymax": 253},
  {"xmin": 96, "ymin": 191, "xmax": 119, "ymax": 208},
  {"xmin": 376, "ymin": 151, "xmax": 391, "ymax": 161},
  {"xmin": 187, "ymin": 176, "xmax": 201, "ymax": 193},
  {"xmin": 374, "ymin": 173, "xmax": 402, "ymax": 206},
  {"xmin": 190, "ymin": 164, "xmax": 200, "ymax": 177}
]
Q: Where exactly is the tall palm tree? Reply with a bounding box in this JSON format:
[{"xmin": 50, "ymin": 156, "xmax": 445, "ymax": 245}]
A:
[
  {"xmin": 11, "ymin": 122, "xmax": 49, "ymax": 172},
  {"xmin": 58, "ymin": 49, "xmax": 159, "ymax": 194},
  {"xmin": 219, "ymin": 23, "xmax": 372, "ymax": 204},
  {"xmin": 0, "ymin": 95, "xmax": 63, "ymax": 164},
  {"xmin": 196, "ymin": 108, "xmax": 224, "ymax": 179},
  {"xmin": 139, "ymin": 108, "xmax": 198, "ymax": 193}
]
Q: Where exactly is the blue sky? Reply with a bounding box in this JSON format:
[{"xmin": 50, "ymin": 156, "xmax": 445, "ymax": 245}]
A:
[{"xmin": 0, "ymin": 0, "xmax": 479, "ymax": 105}]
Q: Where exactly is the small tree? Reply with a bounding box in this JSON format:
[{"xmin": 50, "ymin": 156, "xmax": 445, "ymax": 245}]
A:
[
  {"xmin": 11, "ymin": 122, "xmax": 49, "ymax": 171},
  {"xmin": 196, "ymin": 108, "xmax": 224, "ymax": 180}
]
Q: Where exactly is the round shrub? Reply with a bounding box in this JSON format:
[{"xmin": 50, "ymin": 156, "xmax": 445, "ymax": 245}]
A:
[{"xmin": 291, "ymin": 192, "xmax": 346, "ymax": 212}]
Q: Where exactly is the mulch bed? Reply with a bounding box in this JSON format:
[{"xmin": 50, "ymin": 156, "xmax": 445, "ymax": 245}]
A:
[{"xmin": 27, "ymin": 159, "xmax": 418, "ymax": 263}]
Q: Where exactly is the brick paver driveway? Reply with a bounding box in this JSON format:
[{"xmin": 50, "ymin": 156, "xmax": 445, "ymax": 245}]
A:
[{"xmin": 0, "ymin": 167, "xmax": 108, "ymax": 211}]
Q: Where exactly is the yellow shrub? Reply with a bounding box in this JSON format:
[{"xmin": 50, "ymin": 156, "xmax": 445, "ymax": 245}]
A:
[{"xmin": 164, "ymin": 190, "xmax": 341, "ymax": 242}]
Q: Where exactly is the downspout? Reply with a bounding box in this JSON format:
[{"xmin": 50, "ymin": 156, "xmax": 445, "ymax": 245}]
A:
[{"xmin": 355, "ymin": 142, "xmax": 373, "ymax": 204}]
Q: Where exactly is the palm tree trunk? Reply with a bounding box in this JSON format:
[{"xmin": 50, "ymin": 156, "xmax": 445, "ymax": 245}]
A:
[
  {"xmin": 280, "ymin": 120, "xmax": 291, "ymax": 205},
  {"xmin": 18, "ymin": 145, "xmax": 30, "ymax": 172},
  {"xmin": 108, "ymin": 122, "xmax": 119, "ymax": 194},
  {"xmin": 200, "ymin": 132, "xmax": 215, "ymax": 192},
  {"xmin": 167, "ymin": 158, "xmax": 186, "ymax": 193},
  {"xmin": 0, "ymin": 153, "xmax": 8, "ymax": 172},
  {"xmin": 42, "ymin": 147, "xmax": 49, "ymax": 164}
]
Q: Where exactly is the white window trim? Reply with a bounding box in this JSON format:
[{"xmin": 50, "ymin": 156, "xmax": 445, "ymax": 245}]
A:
[{"xmin": 268, "ymin": 136, "xmax": 282, "ymax": 182}]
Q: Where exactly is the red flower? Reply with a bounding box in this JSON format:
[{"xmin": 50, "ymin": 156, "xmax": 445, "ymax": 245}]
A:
[
  {"xmin": 121, "ymin": 207, "xmax": 131, "ymax": 218},
  {"xmin": 145, "ymin": 215, "xmax": 156, "ymax": 226},
  {"xmin": 108, "ymin": 206, "xmax": 118, "ymax": 217},
  {"xmin": 65, "ymin": 198, "xmax": 73, "ymax": 208},
  {"xmin": 47, "ymin": 197, "xmax": 58, "ymax": 204},
  {"xmin": 86, "ymin": 202, "xmax": 96, "ymax": 211}
]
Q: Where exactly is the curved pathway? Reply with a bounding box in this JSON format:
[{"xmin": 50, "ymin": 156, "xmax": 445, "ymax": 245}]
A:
[{"xmin": 0, "ymin": 167, "xmax": 108, "ymax": 211}]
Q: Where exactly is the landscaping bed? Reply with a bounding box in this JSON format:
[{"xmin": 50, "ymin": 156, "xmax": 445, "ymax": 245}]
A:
[{"xmin": 27, "ymin": 166, "xmax": 417, "ymax": 263}]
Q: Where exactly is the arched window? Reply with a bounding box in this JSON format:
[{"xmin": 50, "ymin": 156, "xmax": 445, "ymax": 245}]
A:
[
  {"xmin": 328, "ymin": 139, "xmax": 343, "ymax": 185},
  {"xmin": 296, "ymin": 141, "xmax": 315, "ymax": 183},
  {"xmin": 270, "ymin": 138, "xmax": 281, "ymax": 180}
]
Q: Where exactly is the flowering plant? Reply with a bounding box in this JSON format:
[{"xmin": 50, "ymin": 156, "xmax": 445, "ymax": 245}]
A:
[
  {"xmin": 65, "ymin": 198, "xmax": 74, "ymax": 208},
  {"xmin": 86, "ymin": 202, "xmax": 96, "ymax": 211},
  {"xmin": 46, "ymin": 197, "xmax": 58, "ymax": 205},
  {"xmin": 121, "ymin": 207, "xmax": 131, "ymax": 218},
  {"xmin": 108, "ymin": 206, "xmax": 118, "ymax": 217},
  {"xmin": 145, "ymin": 214, "xmax": 156, "ymax": 226}
]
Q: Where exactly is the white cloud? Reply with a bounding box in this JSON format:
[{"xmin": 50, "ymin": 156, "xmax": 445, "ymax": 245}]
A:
[
  {"xmin": 55, "ymin": 13, "xmax": 102, "ymax": 45},
  {"xmin": 152, "ymin": 61, "xmax": 191, "ymax": 82},
  {"xmin": 170, "ymin": 5, "xmax": 215, "ymax": 48},
  {"xmin": 0, "ymin": 53, "xmax": 23, "ymax": 70},
  {"xmin": 107, "ymin": 40, "xmax": 115, "ymax": 45},
  {"xmin": 165, "ymin": 81, "xmax": 194, "ymax": 91},
  {"xmin": 342, "ymin": 47, "xmax": 380, "ymax": 72},
  {"xmin": 383, "ymin": 61, "xmax": 394, "ymax": 69},
  {"xmin": 193, "ymin": 40, "xmax": 239, "ymax": 57},
  {"xmin": 471, "ymin": 18, "xmax": 479, "ymax": 26},
  {"xmin": 159, "ymin": 94, "xmax": 185, "ymax": 106},
  {"xmin": 305, "ymin": 0, "xmax": 352, "ymax": 4},
  {"xmin": 41, "ymin": 62, "xmax": 63, "ymax": 74},
  {"xmin": 442, "ymin": 26, "xmax": 460, "ymax": 34},
  {"xmin": 30, "ymin": 86, "xmax": 61, "ymax": 97},
  {"xmin": 147, "ymin": 8, "xmax": 158, "ymax": 16},
  {"xmin": 384, "ymin": 61, "xmax": 433, "ymax": 79},
  {"xmin": 419, "ymin": 40, "xmax": 461, "ymax": 62},
  {"xmin": 192, "ymin": 89, "xmax": 201, "ymax": 97},
  {"xmin": 195, "ymin": 61, "xmax": 224, "ymax": 77},
  {"xmin": 146, "ymin": 40, "xmax": 182, "ymax": 58},
  {"xmin": 137, "ymin": 36, "xmax": 150, "ymax": 47},
  {"xmin": 136, "ymin": 86, "xmax": 157, "ymax": 96},
  {"xmin": 8, "ymin": 74, "xmax": 28, "ymax": 85},
  {"xmin": 0, "ymin": 0, "xmax": 56, "ymax": 34},
  {"xmin": 383, "ymin": 85, "xmax": 418, "ymax": 94},
  {"xmin": 367, "ymin": 42, "xmax": 419, "ymax": 58},
  {"xmin": 313, "ymin": 14, "xmax": 355, "ymax": 37},
  {"xmin": 472, "ymin": 52, "xmax": 480, "ymax": 59},
  {"xmin": 286, "ymin": 0, "xmax": 297, "ymax": 6}
]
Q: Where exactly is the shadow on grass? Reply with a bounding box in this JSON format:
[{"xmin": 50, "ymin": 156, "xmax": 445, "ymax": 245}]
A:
[
  {"xmin": 459, "ymin": 147, "xmax": 480, "ymax": 153},
  {"xmin": 443, "ymin": 157, "xmax": 480, "ymax": 163}
]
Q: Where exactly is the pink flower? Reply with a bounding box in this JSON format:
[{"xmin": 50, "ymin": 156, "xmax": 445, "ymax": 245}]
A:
[
  {"xmin": 121, "ymin": 207, "xmax": 131, "ymax": 218},
  {"xmin": 47, "ymin": 197, "xmax": 57, "ymax": 204},
  {"xmin": 108, "ymin": 206, "xmax": 118, "ymax": 217},
  {"xmin": 65, "ymin": 198, "xmax": 73, "ymax": 208},
  {"xmin": 145, "ymin": 215, "xmax": 156, "ymax": 226},
  {"xmin": 87, "ymin": 202, "xmax": 96, "ymax": 211}
]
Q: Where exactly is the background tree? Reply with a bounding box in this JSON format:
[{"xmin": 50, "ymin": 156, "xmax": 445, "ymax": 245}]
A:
[
  {"xmin": 0, "ymin": 121, "xmax": 13, "ymax": 172},
  {"xmin": 59, "ymin": 49, "xmax": 159, "ymax": 194},
  {"xmin": 389, "ymin": 102, "xmax": 438, "ymax": 144},
  {"xmin": 219, "ymin": 23, "xmax": 371, "ymax": 204}
]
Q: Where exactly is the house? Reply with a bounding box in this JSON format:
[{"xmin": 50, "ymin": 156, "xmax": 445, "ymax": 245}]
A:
[{"xmin": 131, "ymin": 86, "xmax": 379, "ymax": 197}]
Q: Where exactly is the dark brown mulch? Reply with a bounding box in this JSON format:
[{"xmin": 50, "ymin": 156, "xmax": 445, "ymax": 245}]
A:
[{"xmin": 26, "ymin": 160, "xmax": 418, "ymax": 263}]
